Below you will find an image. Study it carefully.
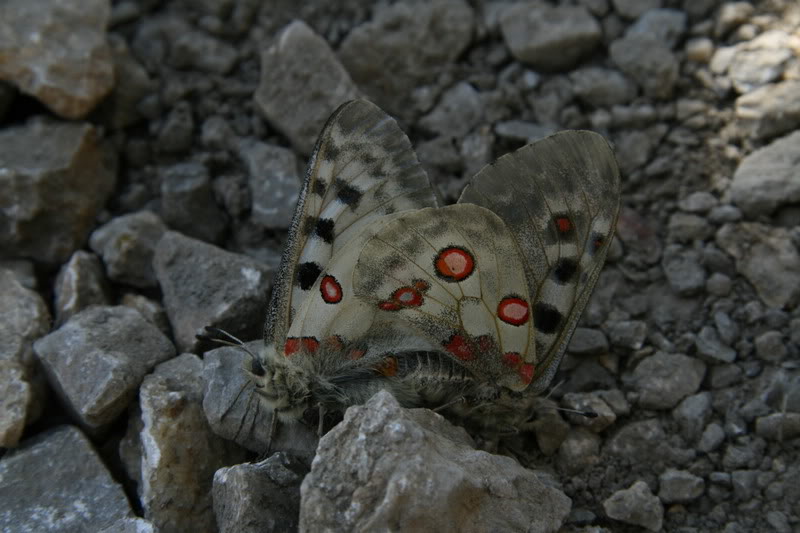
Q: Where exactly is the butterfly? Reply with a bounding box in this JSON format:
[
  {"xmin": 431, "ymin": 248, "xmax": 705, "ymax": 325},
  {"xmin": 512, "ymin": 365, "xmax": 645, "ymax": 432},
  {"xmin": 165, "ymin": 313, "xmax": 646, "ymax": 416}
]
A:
[{"xmin": 232, "ymin": 99, "xmax": 619, "ymax": 442}]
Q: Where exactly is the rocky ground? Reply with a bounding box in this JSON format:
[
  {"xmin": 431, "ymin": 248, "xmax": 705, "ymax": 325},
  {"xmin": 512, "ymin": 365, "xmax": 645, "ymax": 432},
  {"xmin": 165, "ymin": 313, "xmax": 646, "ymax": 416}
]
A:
[{"xmin": 1, "ymin": 0, "xmax": 799, "ymax": 532}]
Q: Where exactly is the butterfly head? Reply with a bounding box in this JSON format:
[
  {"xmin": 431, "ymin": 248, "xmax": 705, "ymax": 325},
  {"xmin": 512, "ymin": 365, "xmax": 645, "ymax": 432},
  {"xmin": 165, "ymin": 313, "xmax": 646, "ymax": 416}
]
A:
[{"xmin": 245, "ymin": 343, "xmax": 313, "ymax": 422}]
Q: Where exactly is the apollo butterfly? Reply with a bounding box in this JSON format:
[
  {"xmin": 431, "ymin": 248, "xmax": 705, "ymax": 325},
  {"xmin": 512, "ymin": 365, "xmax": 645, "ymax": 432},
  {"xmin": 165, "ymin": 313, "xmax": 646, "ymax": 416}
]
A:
[{"xmin": 239, "ymin": 99, "xmax": 620, "ymax": 440}]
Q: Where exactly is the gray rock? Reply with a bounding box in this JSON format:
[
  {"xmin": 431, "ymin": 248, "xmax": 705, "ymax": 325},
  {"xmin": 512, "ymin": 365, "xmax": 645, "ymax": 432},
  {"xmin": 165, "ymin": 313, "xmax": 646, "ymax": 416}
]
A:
[
  {"xmin": 613, "ymin": 129, "xmax": 658, "ymax": 174},
  {"xmin": 662, "ymin": 246, "xmax": 707, "ymax": 294},
  {"xmin": 603, "ymin": 480, "xmax": 663, "ymax": 531},
  {"xmin": 153, "ymin": 231, "xmax": 273, "ymax": 353},
  {"xmin": 100, "ymin": 34, "xmax": 155, "ymax": 130},
  {"xmin": 98, "ymin": 518, "xmax": 156, "ymax": 533},
  {"xmin": 680, "ymin": 191, "xmax": 718, "ymax": 214},
  {"xmin": 0, "ymin": 269, "xmax": 51, "ymax": 446},
  {"xmin": 716, "ymin": 222, "xmax": 800, "ymax": 309},
  {"xmin": 626, "ymin": 8, "xmax": 687, "ymax": 49},
  {"xmin": 731, "ymin": 130, "xmax": 800, "ymax": 216},
  {"xmin": 596, "ymin": 389, "xmax": 631, "ymax": 417},
  {"xmin": 418, "ymin": 82, "xmax": 483, "ymax": 137},
  {"xmin": 0, "ymin": 259, "xmax": 36, "ymax": 289},
  {"xmin": 731, "ymin": 469, "xmax": 759, "ymax": 500},
  {"xmin": 0, "ymin": 0, "xmax": 114, "ymax": 118},
  {"xmin": 169, "ymin": 30, "xmax": 238, "ymax": 74},
  {"xmin": 0, "ymin": 119, "xmax": 116, "ymax": 264},
  {"xmin": 698, "ymin": 422, "xmax": 726, "ymax": 453},
  {"xmin": 713, "ymin": 311, "xmax": 739, "ymax": 345},
  {"xmin": 562, "ymin": 392, "xmax": 617, "ymax": 432},
  {"xmin": 121, "ymin": 293, "xmax": 170, "ymax": 336},
  {"xmin": 612, "ymin": 0, "xmax": 661, "ymax": 19},
  {"xmin": 714, "ymin": 1, "xmax": 754, "ymax": 37},
  {"xmin": 125, "ymin": 354, "xmax": 247, "ymax": 533},
  {"xmin": 736, "ymin": 81, "xmax": 800, "ymax": 140},
  {"xmin": 213, "ymin": 452, "xmax": 308, "ymax": 533},
  {"xmin": 236, "ymin": 140, "xmax": 301, "ymax": 229},
  {"xmin": 719, "ymin": 30, "xmax": 797, "ymax": 94},
  {"xmin": 460, "ymin": 128, "xmax": 494, "ymax": 178},
  {"xmin": 685, "ymin": 37, "xmax": 714, "ymax": 63},
  {"xmin": 706, "ymin": 272, "xmax": 733, "ymax": 296},
  {"xmin": 255, "ymin": 20, "xmax": 360, "ymax": 155},
  {"xmin": 673, "ymin": 392, "xmax": 712, "ymax": 442},
  {"xmin": 610, "ymin": 35, "xmax": 679, "ymax": 99},
  {"xmin": 755, "ymin": 413, "xmax": 800, "ymax": 440},
  {"xmin": 300, "ymin": 391, "xmax": 571, "ymax": 532},
  {"xmin": 0, "ymin": 426, "xmax": 131, "ymax": 532},
  {"xmin": 633, "ymin": 352, "xmax": 706, "ymax": 409},
  {"xmin": 89, "ymin": 211, "xmax": 167, "ymax": 289},
  {"xmin": 754, "ymin": 330, "xmax": 787, "ymax": 362},
  {"xmin": 605, "ymin": 419, "xmax": 668, "ymax": 465},
  {"xmin": 570, "ymin": 67, "xmax": 636, "ymax": 107},
  {"xmin": 33, "ymin": 305, "xmax": 175, "ymax": 428},
  {"xmin": 658, "ymin": 469, "xmax": 705, "ymax": 503},
  {"xmin": 606, "ymin": 320, "xmax": 647, "ymax": 350},
  {"xmin": 160, "ymin": 162, "xmax": 227, "ymax": 243},
  {"xmin": 53, "ymin": 250, "xmax": 109, "ymax": 326},
  {"xmin": 667, "ymin": 212, "xmax": 713, "ymax": 242},
  {"xmin": 558, "ymin": 427, "xmax": 601, "ymax": 475},
  {"xmin": 202, "ymin": 344, "xmax": 318, "ymax": 458},
  {"xmin": 338, "ymin": 0, "xmax": 474, "ymax": 119},
  {"xmin": 201, "ymin": 115, "xmax": 235, "ymax": 150},
  {"xmin": 494, "ymin": 120, "xmax": 555, "ymax": 143},
  {"xmin": 530, "ymin": 398, "xmax": 570, "ymax": 456},
  {"xmin": 696, "ymin": 325, "xmax": 737, "ymax": 363},
  {"xmin": 500, "ymin": 3, "xmax": 601, "ymax": 71},
  {"xmin": 156, "ymin": 101, "xmax": 194, "ymax": 153},
  {"xmin": 568, "ymin": 327, "xmax": 609, "ymax": 356}
]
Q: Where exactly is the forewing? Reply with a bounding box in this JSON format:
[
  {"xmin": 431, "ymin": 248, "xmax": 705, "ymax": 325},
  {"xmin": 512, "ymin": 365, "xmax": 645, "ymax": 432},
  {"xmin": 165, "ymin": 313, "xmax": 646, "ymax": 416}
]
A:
[
  {"xmin": 458, "ymin": 130, "xmax": 620, "ymax": 392},
  {"xmin": 353, "ymin": 204, "xmax": 538, "ymax": 391},
  {"xmin": 264, "ymin": 100, "xmax": 439, "ymax": 348}
]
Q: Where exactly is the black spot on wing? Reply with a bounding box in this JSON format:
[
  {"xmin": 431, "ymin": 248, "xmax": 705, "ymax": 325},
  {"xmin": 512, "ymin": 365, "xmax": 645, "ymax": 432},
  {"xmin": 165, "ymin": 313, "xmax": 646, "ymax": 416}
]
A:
[
  {"xmin": 335, "ymin": 181, "xmax": 363, "ymax": 208},
  {"xmin": 297, "ymin": 262, "xmax": 322, "ymax": 290},
  {"xmin": 302, "ymin": 216, "xmax": 317, "ymax": 236},
  {"xmin": 323, "ymin": 142, "xmax": 341, "ymax": 162},
  {"xmin": 312, "ymin": 180, "xmax": 326, "ymax": 197},
  {"xmin": 315, "ymin": 218, "xmax": 335, "ymax": 244},
  {"xmin": 534, "ymin": 303, "xmax": 563, "ymax": 334},
  {"xmin": 553, "ymin": 258, "xmax": 578, "ymax": 284}
]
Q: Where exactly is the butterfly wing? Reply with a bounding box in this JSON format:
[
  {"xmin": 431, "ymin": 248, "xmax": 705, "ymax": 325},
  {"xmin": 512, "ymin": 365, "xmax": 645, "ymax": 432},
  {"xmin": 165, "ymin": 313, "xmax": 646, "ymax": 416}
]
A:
[
  {"xmin": 264, "ymin": 100, "xmax": 439, "ymax": 349},
  {"xmin": 458, "ymin": 130, "xmax": 620, "ymax": 392},
  {"xmin": 352, "ymin": 204, "xmax": 538, "ymax": 391}
]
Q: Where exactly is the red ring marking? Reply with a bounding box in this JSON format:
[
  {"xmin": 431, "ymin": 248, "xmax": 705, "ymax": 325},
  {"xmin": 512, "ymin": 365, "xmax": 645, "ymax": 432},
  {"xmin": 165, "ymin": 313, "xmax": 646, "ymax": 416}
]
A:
[
  {"xmin": 555, "ymin": 216, "xmax": 573, "ymax": 233},
  {"xmin": 497, "ymin": 297, "xmax": 530, "ymax": 326},
  {"xmin": 444, "ymin": 334, "xmax": 475, "ymax": 361},
  {"xmin": 434, "ymin": 247, "xmax": 475, "ymax": 282},
  {"xmin": 392, "ymin": 287, "xmax": 423, "ymax": 307},
  {"xmin": 284, "ymin": 336, "xmax": 319, "ymax": 356},
  {"xmin": 284, "ymin": 337, "xmax": 300, "ymax": 356},
  {"xmin": 320, "ymin": 275, "xmax": 343, "ymax": 304},
  {"xmin": 379, "ymin": 300, "xmax": 401, "ymax": 311}
]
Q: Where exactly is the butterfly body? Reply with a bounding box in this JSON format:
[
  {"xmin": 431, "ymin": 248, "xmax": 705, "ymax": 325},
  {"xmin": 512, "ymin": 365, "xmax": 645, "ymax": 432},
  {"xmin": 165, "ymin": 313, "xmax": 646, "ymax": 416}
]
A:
[{"xmin": 247, "ymin": 99, "xmax": 620, "ymax": 439}]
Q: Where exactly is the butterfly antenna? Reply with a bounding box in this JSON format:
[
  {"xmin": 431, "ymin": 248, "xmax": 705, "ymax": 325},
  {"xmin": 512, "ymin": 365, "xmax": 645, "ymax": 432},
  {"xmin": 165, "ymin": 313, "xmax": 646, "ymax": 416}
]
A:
[
  {"xmin": 433, "ymin": 396, "xmax": 467, "ymax": 413},
  {"xmin": 197, "ymin": 326, "xmax": 259, "ymax": 360},
  {"xmin": 555, "ymin": 406, "xmax": 598, "ymax": 419}
]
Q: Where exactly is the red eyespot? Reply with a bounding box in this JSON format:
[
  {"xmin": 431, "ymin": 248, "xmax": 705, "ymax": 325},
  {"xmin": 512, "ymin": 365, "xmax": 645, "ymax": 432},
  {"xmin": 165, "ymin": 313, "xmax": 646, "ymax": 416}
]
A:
[
  {"xmin": 379, "ymin": 300, "xmax": 401, "ymax": 311},
  {"xmin": 497, "ymin": 296, "xmax": 530, "ymax": 326},
  {"xmin": 444, "ymin": 334, "xmax": 475, "ymax": 361},
  {"xmin": 283, "ymin": 336, "xmax": 319, "ymax": 356},
  {"xmin": 413, "ymin": 279, "xmax": 430, "ymax": 292},
  {"xmin": 391, "ymin": 286, "xmax": 424, "ymax": 307},
  {"xmin": 555, "ymin": 216, "xmax": 573, "ymax": 234},
  {"xmin": 320, "ymin": 275, "xmax": 343, "ymax": 304},
  {"xmin": 434, "ymin": 247, "xmax": 475, "ymax": 282},
  {"xmin": 502, "ymin": 352, "xmax": 534, "ymax": 385}
]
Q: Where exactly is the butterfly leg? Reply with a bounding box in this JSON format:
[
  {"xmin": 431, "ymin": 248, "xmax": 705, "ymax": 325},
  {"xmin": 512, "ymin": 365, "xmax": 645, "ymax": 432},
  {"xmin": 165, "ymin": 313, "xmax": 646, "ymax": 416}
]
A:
[
  {"xmin": 317, "ymin": 404, "xmax": 326, "ymax": 437},
  {"xmin": 264, "ymin": 408, "xmax": 279, "ymax": 456},
  {"xmin": 433, "ymin": 395, "xmax": 467, "ymax": 413}
]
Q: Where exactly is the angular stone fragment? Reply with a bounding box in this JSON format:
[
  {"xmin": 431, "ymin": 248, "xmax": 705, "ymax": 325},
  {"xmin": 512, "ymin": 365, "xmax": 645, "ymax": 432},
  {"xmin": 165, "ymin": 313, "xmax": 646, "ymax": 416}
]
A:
[
  {"xmin": 213, "ymin": 452, "xmax": 309, "ymax": 533},
  {"xmin": 255, "ymin": 20, "xmax": 359, "ymax": 155},
  {"xmin": 658, "ymin": 468, "xmax": 705, "ymax": 503},
  {"xmin": 236, "ymin": 140, "xmax": 301, "ymax": 229},
  {"xmin": 500, "ymin": 3, "xmax": 601, "ymax": 71},
  {"xmin": 160, "ymin": 162, "xmax": 227, "ymax": 243},
  {"xmin": 603, "ymin": 480, "xmax": 663, "ymax": 531},
  {"xmin": 89, "ymin": 211, "xmax": 167, "ymax": 288},
  {"xmin": 716, "ymin": 222, "xmax": 800, "ymax": 309},
  {"xmin": 338, "ymin": 0, "xmax": 474, "ymax": 118},
  {"xmin": 54, "ymin": 250, "xmax": 109, "ymax": 326},
  {"xmin": 0, "ymin": 359, "xmax": 30, "ymax": 447},
  {"xmin": 126, "ymin": 354, "xmax": 247, "ymax": 533},
  {"xmin": 0, "ymin": 425, "xmax": 131, "ymax": 532},
  {"xmin": 34, "ymin": 305, "xmax": 175, "ymax": 428},
  {"xmin": 0, "ymin": 0, "xmax": 115, "ymax": 118},
  {"xmin": 100, "ymin": 34, "xmax": 154, "ymax": 129},
  {"xmin": 736, "ymin": 81, "xmax": 800, "ymax": 141},
  {"xmin": 633, "ymin": 352, "xmax": 706, "ymax": 410},
  {"xmin": 0, "ymin": 119, "xmax": 116, "ymax": 263},
  {"xmin": 610, "ymin": 35, "xmax": 678, "ymax": 99},
  {"xmin": 300, "ymin": 391, "xmax": 571, "ymax": 532},
  {"xmin": 153, "ymin": 231, "xmax": 272, "ymax": 353}
]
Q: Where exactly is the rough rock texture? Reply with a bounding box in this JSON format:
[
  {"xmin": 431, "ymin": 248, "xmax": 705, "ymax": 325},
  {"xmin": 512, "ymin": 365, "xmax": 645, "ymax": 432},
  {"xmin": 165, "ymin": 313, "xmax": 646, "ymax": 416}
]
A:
[
  {"xmin": 603, "ymin": 480, "xmax": 664, "ymax": 531},
  {"xmin": 0, "ymin": 425, "xmax": 131, "ymax": 532},
  {"xmin": 53, "ymin": 250, "xmax": 110, "ymax": 326},
  {"xmin": 338, "ymin": 0, "xmax": 474, "ymax": 118},
  {"xmin": 34, "ymin": 305, "xmax": 175, "ymax": 428},
  {"xmin": 254, "ymin": 20, "xmax": 359, "ymax": 155},
  {"xmin": 0, "ymin": 0, "xmax": 115, "ymax": 118},
  {"xmin": 300, "ymin": 391, "xmax": 572, "ymax": 532},
  {"xmin": 153, "ymin": 231, "xmax": 273, "ymax": 353},
  {"xmin": 213, "ymin": 452, "xmax": 308, "ymax": 533},
  {"xmin": 0, "ymin": 119, "xmax": 116, "ymax": 263},
  {"xmin": 122, "ymin": 354, "xmax": 247, "ymax": 533},
  {"xmin": 236, "ymin": 140, "xmax": 301, "ymax": 229}
]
